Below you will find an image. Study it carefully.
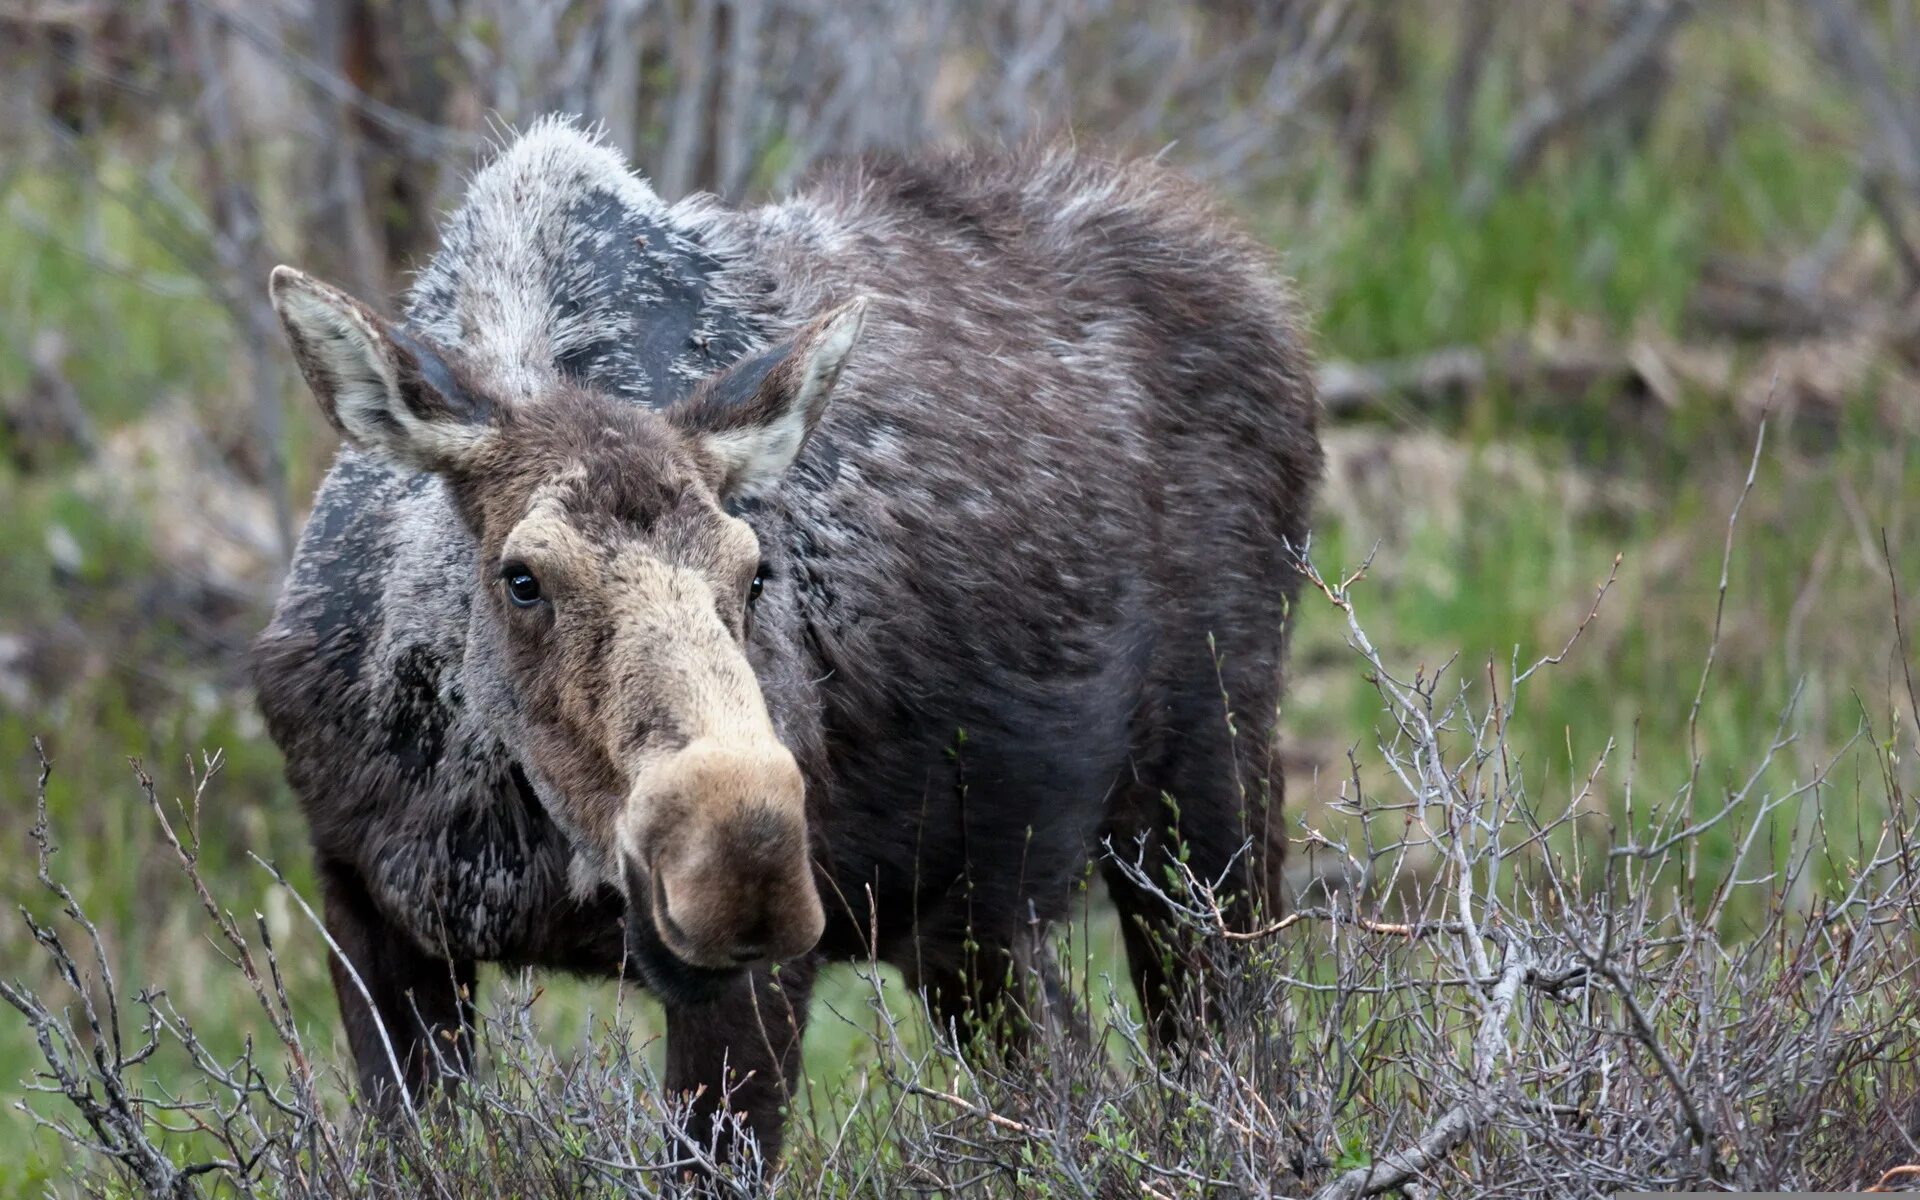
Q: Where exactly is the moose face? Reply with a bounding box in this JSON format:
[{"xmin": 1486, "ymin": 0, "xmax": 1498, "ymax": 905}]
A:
[{"xmin": 269, "ymin": 266, "xmax": 860, "ymax": 988}]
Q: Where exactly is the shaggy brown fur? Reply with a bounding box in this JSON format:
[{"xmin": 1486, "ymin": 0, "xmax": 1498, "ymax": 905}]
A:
[{"xmin": 254, "ymin": 120, "xmax": 1321, "ymax": 1163}]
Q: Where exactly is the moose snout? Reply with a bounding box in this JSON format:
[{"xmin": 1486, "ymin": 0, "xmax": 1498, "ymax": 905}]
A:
[{"xmin": 628, "ymin": 739, "xmax": 826, "ymax": 970}]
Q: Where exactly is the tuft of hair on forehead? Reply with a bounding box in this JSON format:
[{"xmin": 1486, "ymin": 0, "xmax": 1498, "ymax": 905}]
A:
[{"xmin": 405, "ymin": 117, "xmax": 672, "ymax": 402}]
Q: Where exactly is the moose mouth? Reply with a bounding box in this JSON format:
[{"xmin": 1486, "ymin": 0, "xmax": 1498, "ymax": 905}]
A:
[
  {"xmin": 621, "ymin": 857, "xmax": 745, "ymax": 1007},
  {"xmin": 509, "ymin": 761, "xmax": 744, "ymax": 1006}
]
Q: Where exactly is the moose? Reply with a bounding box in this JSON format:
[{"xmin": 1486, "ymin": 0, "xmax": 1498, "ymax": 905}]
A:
[{"xmin": 255, "ymin": 118, "xmax": 1321, "ymax": 1163}]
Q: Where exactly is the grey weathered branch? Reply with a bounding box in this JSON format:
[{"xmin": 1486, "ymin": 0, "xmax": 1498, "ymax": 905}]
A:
[
  {"xmin": 179, "ymin": 0, "xmax": 480, "ymax": 157},
  {"xmin": 1312, "ymin": 947, "xmax": 1533, "ymax": 1200},
  {"xmin": 0, "ymin": 743, "xmax": 203, "ymax": 1200},
  {"xmin": 1813, "ymin": 0, "xmax": 1920, "ymax": 193},
  {"xmin": 1316, "ymin": 342, "xmax": 1652, "ymax": 419},
  {"xmin": 1440, "ymin": 0, "xmax": 1497, "ymax": 173},
  {"xmin": 1462, "ymin": 0, "xmax": 1695, "ymax": 211}
]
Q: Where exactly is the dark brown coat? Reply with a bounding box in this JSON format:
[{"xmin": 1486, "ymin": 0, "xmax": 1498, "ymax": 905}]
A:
[{"xmin": 254, "ymin": 118, "xmax": 1321, "ymax": 1162}]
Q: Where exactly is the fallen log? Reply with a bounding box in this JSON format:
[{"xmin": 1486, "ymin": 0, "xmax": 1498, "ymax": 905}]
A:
[{"xmin": 1317, "ymin": 342, "xmax": 1658, "ymax": 420}]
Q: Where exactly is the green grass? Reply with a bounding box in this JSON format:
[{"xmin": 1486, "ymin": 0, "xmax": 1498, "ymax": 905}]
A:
[
  {"xmin": 1261, "ymin": 15, "xmax": 1859, "ymax": 362},
  {"xmin": 0, "ymin": 169, "xmax": 231, "ymax": 428},
  {"xmin": 1290, "ymin": 421, "xmax": 1917, "ymax": 913}
]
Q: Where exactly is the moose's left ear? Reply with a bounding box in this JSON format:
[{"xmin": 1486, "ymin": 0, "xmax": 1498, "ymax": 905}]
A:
[{"xmin": 670, "ymin": 297, "xmax": 868, "ymax": 500}]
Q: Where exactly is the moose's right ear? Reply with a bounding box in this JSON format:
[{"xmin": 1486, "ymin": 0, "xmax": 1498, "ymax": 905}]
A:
[{"xmin": 268, "ymin": 266, "xmax": 492, "ymax": 473}]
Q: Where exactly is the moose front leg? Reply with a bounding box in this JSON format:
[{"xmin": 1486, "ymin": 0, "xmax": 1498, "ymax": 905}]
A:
[
  {"xmin": 319, "ymin": 864, "xmax": 477, "ymax": 1109},
  {"xmin": 663, "ymin": 957, "xmax": 818, "ymax": 1171}
]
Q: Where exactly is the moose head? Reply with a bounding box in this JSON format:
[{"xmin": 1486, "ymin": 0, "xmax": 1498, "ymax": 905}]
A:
[{"xmin": 269, "ymin": 265, "xmax": 863, "ymax": 994}]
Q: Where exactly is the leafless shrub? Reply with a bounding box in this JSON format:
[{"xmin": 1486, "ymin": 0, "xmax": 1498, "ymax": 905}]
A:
[
  {"xmin": 4, "ymin": 1, "xmax": 1369, "ymax": 286},
  {"xmin": 0, "ymin": 0, "xmax": 1373, "ymax": 572},
  {"xmin": 6, "ymin": 1, "xmax": 1880, "ymax": 538},
  {"xmin": 9, "ymin": 424, "xmax": 1920, "ymax": 1197},
  {"xmin": 1459, "ymin": 0, "xmax": 1695, "ymax": 213},
  {"xmin": 1813, "ymin": 0, "xmax": 1920, "ymax": 302}
]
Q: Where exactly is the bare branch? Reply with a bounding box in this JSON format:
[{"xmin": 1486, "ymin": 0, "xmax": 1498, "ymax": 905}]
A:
[{"xmin": 1463, "ymin": 0, "xmax": 1695, "ymax": 210}]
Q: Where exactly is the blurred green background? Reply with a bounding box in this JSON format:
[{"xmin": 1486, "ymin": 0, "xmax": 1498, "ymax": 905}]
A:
[{"xmin": 1, "ymin": 1, "xmax": 1915, "ymax": 1192}]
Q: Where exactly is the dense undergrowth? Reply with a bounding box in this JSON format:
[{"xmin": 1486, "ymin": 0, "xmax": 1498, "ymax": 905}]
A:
[{"xmin": 8, "ymin": 530, "xmax": 1920, "ymax": 1196}]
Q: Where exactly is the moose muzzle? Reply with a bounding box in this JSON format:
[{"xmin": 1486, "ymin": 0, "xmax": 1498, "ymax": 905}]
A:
[{"xmin": 627, "ymin": 738, "xmax": 825, "ymax": 969}]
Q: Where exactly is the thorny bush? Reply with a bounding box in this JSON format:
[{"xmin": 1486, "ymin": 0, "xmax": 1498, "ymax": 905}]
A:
[{"xmin": 8, "ymin": 435, "xmax": 1920, "ymax": 1198}]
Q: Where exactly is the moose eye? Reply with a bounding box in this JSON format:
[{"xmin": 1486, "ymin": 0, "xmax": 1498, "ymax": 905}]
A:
[{"xmin": 504, "ymin": 568, "xmax": 543, "ymax": 608}]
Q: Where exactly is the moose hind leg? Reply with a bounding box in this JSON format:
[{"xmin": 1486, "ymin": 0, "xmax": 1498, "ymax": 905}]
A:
[
  {"xmin": 320, "ymin": 865, "xmax": 477, "ymax": 1109},
  {"xmin": 907, "ymin": 925, "xmax": 1088, "ymax": 1061},
  {"xmin": 664, "ymin": 957, "xmax": 817, "ymax": 1170},
  {"xmin": 1103, "ymin": 716, "xmax": 1287, "ymax": 1048}
]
